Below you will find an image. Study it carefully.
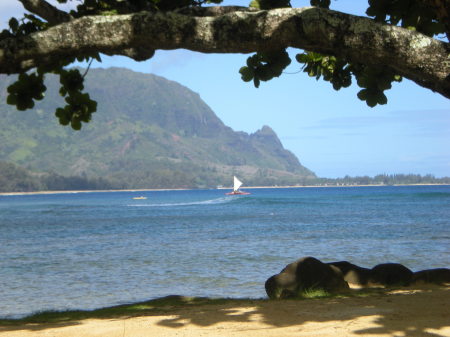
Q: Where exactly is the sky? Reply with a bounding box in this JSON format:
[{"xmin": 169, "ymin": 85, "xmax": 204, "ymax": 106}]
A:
[{"xmin": 1, "ymin": 0, "xmax": 449, "ymax": 178}]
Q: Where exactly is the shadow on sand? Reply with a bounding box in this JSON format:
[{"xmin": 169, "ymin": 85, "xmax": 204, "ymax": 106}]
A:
[{"xmin": 0, "ymin": 286, "xmax": 449, "ymax": 336}]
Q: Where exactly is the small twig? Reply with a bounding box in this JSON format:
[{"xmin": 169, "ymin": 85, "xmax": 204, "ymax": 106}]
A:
[
  {"xmin": 282, "ymin": 69, "xmax": 303, "ymax": 74},
  {"xmin": 82, "ymin": 58, "xmax": 94, "ymax": 78}
]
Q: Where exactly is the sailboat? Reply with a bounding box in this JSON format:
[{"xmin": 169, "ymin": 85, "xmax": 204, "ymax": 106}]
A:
[{"xmin": 225, "ymin": 176, "xmax": 251, "ymax": 195}]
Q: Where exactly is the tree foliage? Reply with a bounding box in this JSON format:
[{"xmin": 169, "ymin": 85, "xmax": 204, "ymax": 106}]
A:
[
  {"xmin": 314, "ymin": 173, "xmax": 450, "ymax": 187},
  {"xmin": 240, "ymin": 0, "xmax": 447, "ymax": 107},
  {"xmin": 0, "ymin": 0, "xmax": 448, "ymax": 129},
  {"xmin": 0, "ymin": 161, "xmax": 115, "ymax": 192}
]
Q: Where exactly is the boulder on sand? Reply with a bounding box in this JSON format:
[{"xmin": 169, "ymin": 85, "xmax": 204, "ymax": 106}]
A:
[
  {"xmin": 265, "ymin": 257, "xmax": 349, "ymax": 299},
  {"xmin": 328, "ymin": 261, "xmax": 371, "ymax": 288},
  {"xmin": 411, "ymin": 268, "xmax": 450, "ymax": 285},
  {"xmin": 368, "ymin": 263, "xmax": 413, "ymax": 287}
]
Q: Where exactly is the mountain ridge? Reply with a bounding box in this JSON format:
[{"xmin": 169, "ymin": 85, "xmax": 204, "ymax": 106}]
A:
[{"xmin": 0, "ymin": 67, "xmax": 315, "ymax": 189}]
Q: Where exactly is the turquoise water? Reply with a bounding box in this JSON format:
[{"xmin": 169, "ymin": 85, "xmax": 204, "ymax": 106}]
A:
[{"xmin": 0, "ymin": 185, "xmax": 449, "ymax": 318}]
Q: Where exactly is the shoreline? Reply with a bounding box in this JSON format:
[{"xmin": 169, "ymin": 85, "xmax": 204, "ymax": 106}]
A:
[
  {"xmin": 1, "ymin": 286, "xmax": 449, "ymax": 337},
  {"xmin": 1, "ymin": 183, "xmax": 449, "ymax": 197}
]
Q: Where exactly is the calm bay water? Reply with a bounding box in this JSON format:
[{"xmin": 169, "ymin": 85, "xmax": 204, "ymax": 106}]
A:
[{"xmin": 1, "ymin": 185, "xmax": 449, "ymax": 318}]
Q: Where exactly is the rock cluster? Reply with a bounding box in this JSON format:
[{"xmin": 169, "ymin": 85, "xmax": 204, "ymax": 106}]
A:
[{"xmin": 265, "ymin": 257, "xmax": 450, "ymax": 299}]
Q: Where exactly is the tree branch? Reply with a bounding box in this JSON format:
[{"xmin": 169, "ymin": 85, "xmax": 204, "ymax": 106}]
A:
[
  {"xmin": 0, "ymin": 6, "xmax": 449, "ymax": 98},
  {"xmin": 18, "ymin": 0, "xmax": 72, "ymax": 25}
]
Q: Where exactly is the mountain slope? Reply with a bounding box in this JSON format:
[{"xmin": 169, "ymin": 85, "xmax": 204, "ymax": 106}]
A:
[{"xmin": 0, "ymin": 67, "xmax": 315, "ymax": 189}]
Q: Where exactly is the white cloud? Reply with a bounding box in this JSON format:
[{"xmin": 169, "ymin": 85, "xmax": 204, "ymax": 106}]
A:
[
  {"xmin": 300, "ymin": 109, "xmax": 450, "ymax": 137},
  {"xmin": 149, "ymin": 50, "xmax": 206, "ymax": 75}
]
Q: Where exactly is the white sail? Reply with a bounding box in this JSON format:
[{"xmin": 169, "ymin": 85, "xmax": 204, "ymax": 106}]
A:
[{"xmin": 233, "ymin": 176, "xmax": 243, "ymax": 191}]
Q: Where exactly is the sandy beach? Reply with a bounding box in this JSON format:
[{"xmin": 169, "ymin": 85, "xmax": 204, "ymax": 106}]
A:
[{"xmin": 1, "ymin": 286, "xmax": 449, "ymax": 337}]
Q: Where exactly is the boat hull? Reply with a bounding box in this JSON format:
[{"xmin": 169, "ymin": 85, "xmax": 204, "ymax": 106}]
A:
[{"xmin": 225, "ymin": 191, "xmax": 251, "ymax": 195}]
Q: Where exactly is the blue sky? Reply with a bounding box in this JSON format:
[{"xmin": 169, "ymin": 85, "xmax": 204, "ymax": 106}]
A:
[{"xmin": 1, "ymin": 0, "xmax": 449, "ymax": 177}]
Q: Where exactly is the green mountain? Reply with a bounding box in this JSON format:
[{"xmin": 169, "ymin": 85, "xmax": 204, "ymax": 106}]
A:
[{"xmin": 0, "ymin": 67, "xmax": 315, "ymax": 190}]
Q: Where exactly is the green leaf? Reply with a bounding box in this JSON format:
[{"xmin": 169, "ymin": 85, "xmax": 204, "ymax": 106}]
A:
[
  {"xmin": 8, "ymin": 18, "xmax": 19, "ymax": 32},
  {"xmin": 55, "ymin": 108, "xmax": 70, "ymax": 125},
  {"xmin": 92, "ymin": 53, "xmax": 102, "ymax": 62},
  {"xmin": 59, "ymin": 69, "xmax": 84, "ymax": 94},
  {"xmin": 249, "ymin": 0, "xmax": 260, "ymax": 9},
  {"xmin": 310, "ymin": 0, "xmax": 330, "ymax": 9},
  {"xmin": 250, "ymin": 0, "xmax": 291, "ymax": 10},
  {"xmin": 366, "ymin": 97, "xmax": 378, "ymax": 107},
  {"xmin": 377, "ymin": 92, "xmax": 388, "ymax": 105},
  {"xmin": 295, "ymin": 53, "xmax": 310, "ymax": 63},
  {"xmin": 357, "ymin": 88, "xmax": 368, "ymax": 101},
  {"xmin": 6, "ymin": 94, "xmax": 17, "ymax": 105},
  {"xmin": 239, "ymin": 66, "xmax": 254, "ymax": 82},
  {"xmin": 253, "ymin": 77, "xmax": 260, "ymax": 88},
  {"xmin": 71, "ymin": 119, "xmax": 82, "ymax": 130}
]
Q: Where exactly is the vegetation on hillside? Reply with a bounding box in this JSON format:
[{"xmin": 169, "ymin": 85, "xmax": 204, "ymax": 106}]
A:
[
  {"xmin": 0, "ymin": 161, "xmax": 114, "ymax": 192},
  {"xmin": 0, "ymin": 68, "xmax": 315, "ymax": 190}
]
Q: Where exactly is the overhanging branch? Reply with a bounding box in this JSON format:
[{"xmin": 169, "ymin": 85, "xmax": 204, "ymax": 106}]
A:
[
  {"xmin": 0, "ymin": 6, "xmax": 449, "ymax": 98},
  {"xmin": 18, "ymin": 0, "xmax": 72, "ymax": 25}
]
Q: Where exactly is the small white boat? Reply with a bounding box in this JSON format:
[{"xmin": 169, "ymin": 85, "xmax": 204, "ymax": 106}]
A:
[
  {"xmin": 132, "ymin": 196, "xmax": 147, "ymax": 200},
  {"xmin": 226, "ymin": 176, "xmax": 250, "ymax": 195}
]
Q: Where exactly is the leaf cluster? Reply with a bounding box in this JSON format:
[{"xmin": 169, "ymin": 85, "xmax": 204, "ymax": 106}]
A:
[
  {"xmin": 1, "ymin": 9, "xmax": 104, "ymax": 129},
  {"xmin": 289, "ymin": 1, "xmax": 417, "ymax": 107},
  {"xmin": 353, "ymin": 64, "xmax": 402, "ymax": 107},
  {"xmin": 7, "ymin": 73, "xmax": 46, "ymax": 110},
  {"xmin": 242, "ymin": 0, "xmax": 294, "ymax": 89},
  {"xmin": 7, "ymin": 69, "xmax": 98, "ymax": 130},
  {"xmin": 0, "ymin": 14, "xmax": 47, "ymax": 40},
  {"xmin": 249, "ymin": 0, "xmax": 291, "ymax": 10},
  {"xmin": 6, "ymin": 55, "xmax": 101, "ymax": 131},
  {"xmin": 60, "ymin": 0, "xmax": 223, "ymax": 16},
  {"xmin": 366, "ymin": 0, "xmax": 446, "ymax": 38},
  {"xmin": 240, "ymin": 52, "xmax": 399, "ymax": 108},
  {"xmin": 294, "ymin": 52, "xmax": 402, "ymax": 107},
  {"xmin": 309, "ymin": 0, "xmax": 330, "ymax": 9},
  {"xmin": 240, "ymin": 0, "xmax": 416, "ymax": 107},
  {"xmin": 239, "ymin": 50, "xmax": 291, "ymax": 88},
  {"xmin": 55, "ymin": 69, "xmax": 97, "ymax": 130},
  {"xmin": 295, "ymin": 52, "xmax": 351, "ymax": 90}
]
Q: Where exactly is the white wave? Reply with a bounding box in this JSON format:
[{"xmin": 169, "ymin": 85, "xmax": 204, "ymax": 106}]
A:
[{"xmin": 127, "ymin": 196, "xmax": 234, "ymax": 207}]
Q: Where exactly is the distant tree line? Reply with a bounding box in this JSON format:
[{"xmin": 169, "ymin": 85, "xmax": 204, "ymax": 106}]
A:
[
  {"xmin": 0, "ymin": 161, "xmax": 114, "ymax": 192},
  {"xmin": 1, "ymin": 161, "xmax": 449, "ymax": 193},
  {"xmin": 311, "ymin": 174, "xmax": 450, "ymax": 186}
]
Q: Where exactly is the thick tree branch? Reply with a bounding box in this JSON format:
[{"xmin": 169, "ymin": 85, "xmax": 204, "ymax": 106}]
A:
[
  {"xmin": 18, "ymin": 0, "xmax": 72, "ymax": 25},
  {"xmin": 0, "ymin": 7, "xmax": 449, "ymax": 98}
]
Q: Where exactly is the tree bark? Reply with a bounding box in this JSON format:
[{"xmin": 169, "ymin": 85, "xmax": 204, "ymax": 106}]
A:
[{"xmin": 0, "ymin": 6, "xmax": 449, "ymax": 98}]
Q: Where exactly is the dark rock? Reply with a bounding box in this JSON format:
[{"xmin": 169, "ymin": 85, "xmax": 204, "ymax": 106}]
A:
[
  {"xmin": 411, "ymin": 268, "xmax": 450, "ymax": 285},
  {"xmin": 265, "ymin": 257, "xmax": 349, "ymax": 299},
  {"xmin": 328, "ymin": 261, "xmax": 371, "ymax": 288},
  {"xmin": 369, "ymin": 263, "xmax": 413, "ymax": 287}
]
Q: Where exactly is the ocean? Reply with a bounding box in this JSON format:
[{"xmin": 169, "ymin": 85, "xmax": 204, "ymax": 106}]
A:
[{"xmin": 0, "ymin": 185, "xmax": 449, "ymax": 318}]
